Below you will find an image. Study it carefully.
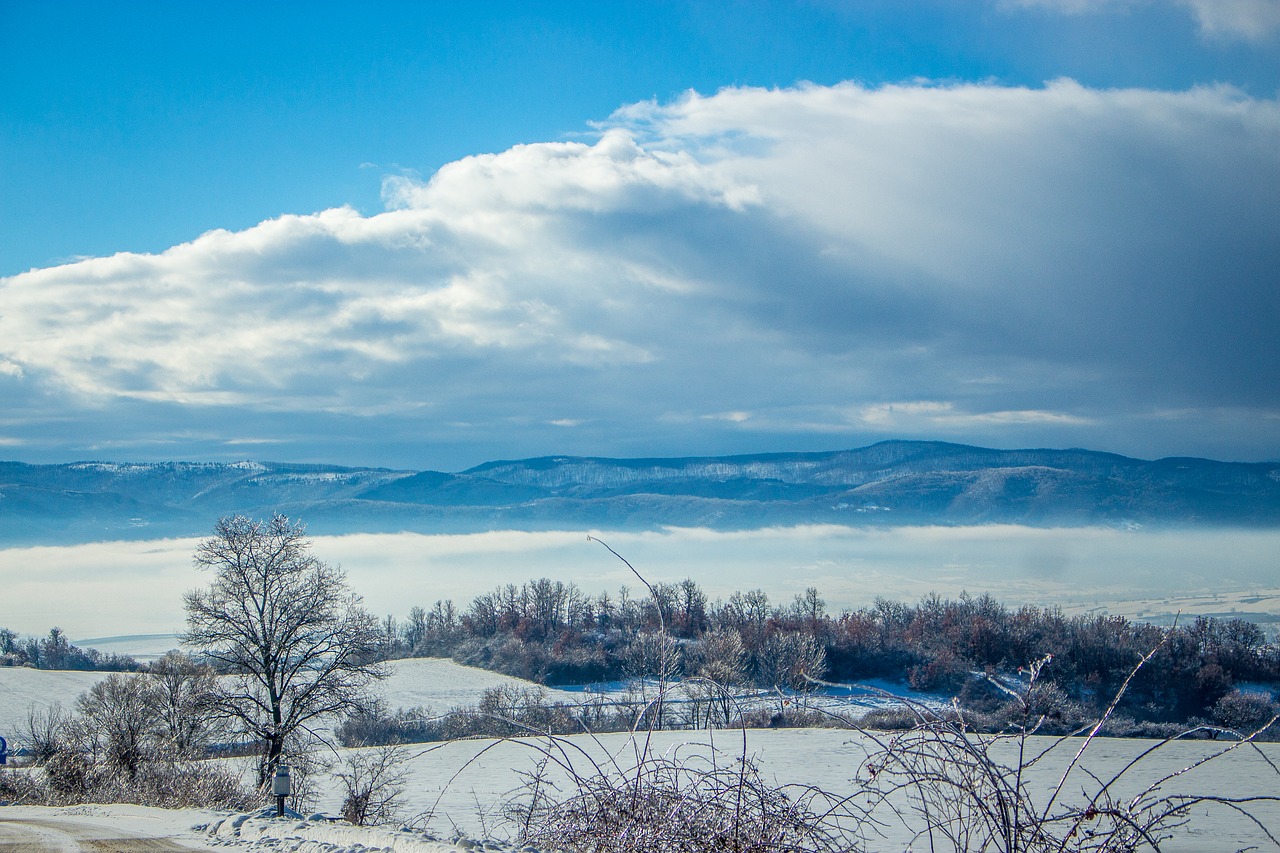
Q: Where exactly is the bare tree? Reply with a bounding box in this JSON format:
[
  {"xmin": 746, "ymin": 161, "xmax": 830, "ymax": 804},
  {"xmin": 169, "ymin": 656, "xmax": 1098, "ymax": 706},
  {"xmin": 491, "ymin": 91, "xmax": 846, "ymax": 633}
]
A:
[
  {"xmin": 76, "ymin": 673, "xmax": 158, "ymax": 781},
  {"xmin": 148, "ymin": 651, "xmax": 223, "ymax": 759},
  {"xmin": 183, "ymin": 514, "xmax": 383, "ymax": 788}
]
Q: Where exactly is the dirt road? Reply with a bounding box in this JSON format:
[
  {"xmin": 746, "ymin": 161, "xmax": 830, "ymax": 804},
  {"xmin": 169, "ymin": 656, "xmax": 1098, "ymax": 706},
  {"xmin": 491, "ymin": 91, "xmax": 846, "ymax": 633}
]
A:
[{"xmin": 0, "ymin": 818, "xmax": 212, "ymax": 853}]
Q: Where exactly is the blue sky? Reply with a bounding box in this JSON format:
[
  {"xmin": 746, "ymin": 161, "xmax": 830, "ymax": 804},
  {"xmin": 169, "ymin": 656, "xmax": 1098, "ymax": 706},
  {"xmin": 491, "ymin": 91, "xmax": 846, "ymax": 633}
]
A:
[{"xmin": 2, "ymin": 0, "xmax": 1278, "ymax": 469}]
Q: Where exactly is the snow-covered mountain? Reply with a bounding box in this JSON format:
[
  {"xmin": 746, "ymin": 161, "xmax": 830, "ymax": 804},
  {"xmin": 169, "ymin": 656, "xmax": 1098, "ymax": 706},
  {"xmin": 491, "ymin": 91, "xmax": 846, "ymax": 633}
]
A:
[{"xmin": 2, "ymin": 441, "xmax": 1278, "ymax": 544}]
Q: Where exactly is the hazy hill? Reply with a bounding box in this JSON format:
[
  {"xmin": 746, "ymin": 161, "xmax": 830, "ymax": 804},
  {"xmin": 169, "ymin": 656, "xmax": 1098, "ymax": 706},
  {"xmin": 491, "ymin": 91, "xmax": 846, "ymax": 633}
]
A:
[{"xmin": 1, "ymin": 441, "xmax": 1277, "ymax": 543}]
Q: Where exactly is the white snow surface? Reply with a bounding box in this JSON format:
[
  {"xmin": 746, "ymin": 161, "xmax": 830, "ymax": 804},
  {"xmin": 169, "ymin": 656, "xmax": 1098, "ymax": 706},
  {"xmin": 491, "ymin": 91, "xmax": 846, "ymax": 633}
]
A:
[
  {"xmin": 0, "ymin": 658, "xmax": 571, "ymax": 738},
  {"xmin": 0, "ymin": 667, "xmax": 109, "ymax": 733},
  {"xmin": 4, "ymin": 658, "xmax": 1279, "ymax": 851},
  {"xmin": 205, "ymin": 808, "xmax": 522, "ymax": 853},
  {"xmin": 0, "ymin": 805, "xmax": 502, "ymax": 853},
  {"xmin": 1, "ymin": 728, "xmax": 1279, "ymax": 852},
  {"xmin": 0, "ymin": 803, "xmax": 225, "ymax": 844},
  {"xmin": 372, "ymin": 659, "xmax": 577, "ymax": 715},
  {"xmin": 303, "ymin": 729, "xmax": 1280, "ymax": 852}
]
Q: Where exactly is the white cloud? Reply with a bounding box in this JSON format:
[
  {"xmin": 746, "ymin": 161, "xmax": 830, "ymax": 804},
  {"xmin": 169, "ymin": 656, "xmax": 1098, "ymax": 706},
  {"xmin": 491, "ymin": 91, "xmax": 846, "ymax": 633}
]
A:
[
  {"xmin": 0, "ymin": 80, "xmax": 1277, "ymax": 460},
  {"xmin": 1182, "ymin": 0, "xmax": 1280, "ymax": 39},
  {"xmin": 1000, "ymin": 0, "xmax": 1280, "ymax": 39},
  {"xmin": 852, "ymin": 402, "xmax": 1092, "ymax": 430},
  {"xmin": 701, "ymin": 411, "xmax": 752, "ymax": 423}
]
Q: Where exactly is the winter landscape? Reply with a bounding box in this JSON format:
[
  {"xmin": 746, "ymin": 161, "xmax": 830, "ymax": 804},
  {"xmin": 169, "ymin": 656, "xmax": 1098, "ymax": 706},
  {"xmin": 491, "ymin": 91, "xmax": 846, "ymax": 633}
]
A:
[{"xmin": 4, "ymin": 2, "xmax": 1280, "ymax": 851}]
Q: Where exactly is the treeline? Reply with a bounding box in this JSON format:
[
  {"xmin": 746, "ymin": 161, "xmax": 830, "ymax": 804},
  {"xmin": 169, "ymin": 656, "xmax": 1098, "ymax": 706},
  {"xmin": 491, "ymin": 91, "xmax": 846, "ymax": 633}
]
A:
[
  {"xmin": 376, "ymin": 579, "xmax": 1280, "ymax": 730},
  {"xmin": 0, "ymin": 626, "xmax": 140, "ymax": 671}
]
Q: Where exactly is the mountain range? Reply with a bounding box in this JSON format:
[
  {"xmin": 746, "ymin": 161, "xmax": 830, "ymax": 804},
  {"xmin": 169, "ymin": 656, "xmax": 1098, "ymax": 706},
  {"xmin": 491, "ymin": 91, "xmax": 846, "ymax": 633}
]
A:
[{"xmin": 1, "ymin": 441, "xmax": 1278, "ymax": 544}]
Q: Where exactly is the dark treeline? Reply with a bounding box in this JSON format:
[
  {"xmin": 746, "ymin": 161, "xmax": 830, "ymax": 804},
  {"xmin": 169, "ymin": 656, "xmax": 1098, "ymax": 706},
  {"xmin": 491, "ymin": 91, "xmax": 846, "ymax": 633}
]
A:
[
  {"xmin": 378, "ymin": 579, "xmax": 1280, "ymax": 732},
  {"xmin": 0, "ymin": 626, "xmax": 140, "ymax": 671}
]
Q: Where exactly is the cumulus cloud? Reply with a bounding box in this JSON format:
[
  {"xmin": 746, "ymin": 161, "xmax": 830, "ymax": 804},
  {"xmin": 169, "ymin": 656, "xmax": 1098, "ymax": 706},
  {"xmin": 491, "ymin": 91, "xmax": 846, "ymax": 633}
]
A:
[{"xmin": 1, "ymin": 80, "xmax": 1277, "ymax": 461}]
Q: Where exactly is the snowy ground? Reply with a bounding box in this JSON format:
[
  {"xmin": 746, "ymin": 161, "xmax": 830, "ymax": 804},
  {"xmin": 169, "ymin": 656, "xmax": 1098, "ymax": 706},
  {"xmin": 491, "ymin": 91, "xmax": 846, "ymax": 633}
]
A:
[
  {"xmin": 299, "ymin": 728, "xmax": 1280, "ymax": 852},
  {"xmin": 4, "ymin": 654, "xmax": 1278, "ymax": 850},
  {"xmin": 0, "ymin": 657, "xmax": 576, "ymax": 738},
  {"xmin": 0, "ymin": 805, "xmax": 503, "ymax": 853},
  {"xmin": 4, "ymin": 728, "xmax": 1277, "ymax": 853},
  {"xmin": 0, "ymin": 653, "xmax": 939, "ymax": 742},
  {"xmin": 0, "ymin": 667, "xmax": 110, "ymax": 734},
  {"xmin": 372, "ymin": 658, "xmax": 579, "ymax": 715}
]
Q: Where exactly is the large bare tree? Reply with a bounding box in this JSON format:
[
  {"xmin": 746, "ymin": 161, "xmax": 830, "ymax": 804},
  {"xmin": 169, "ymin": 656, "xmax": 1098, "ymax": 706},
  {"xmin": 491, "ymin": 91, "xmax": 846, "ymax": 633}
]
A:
[{"xmin": 183, "ymin": 514, "xmax": 383, "ymax": 788}]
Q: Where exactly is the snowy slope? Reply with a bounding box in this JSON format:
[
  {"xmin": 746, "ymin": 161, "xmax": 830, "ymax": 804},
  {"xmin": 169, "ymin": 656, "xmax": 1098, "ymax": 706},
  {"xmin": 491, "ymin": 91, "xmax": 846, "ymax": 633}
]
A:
[
  {"xmin": 372, "ymin": 658, "xmax": 577, "ymax": 714},
  {"xmin": 0, "ymin": 658, "xmax": 569, "ymax": 740},
  {"xmin": 0, "ymin": 667, "xmax": 108, "ymax": 733}
]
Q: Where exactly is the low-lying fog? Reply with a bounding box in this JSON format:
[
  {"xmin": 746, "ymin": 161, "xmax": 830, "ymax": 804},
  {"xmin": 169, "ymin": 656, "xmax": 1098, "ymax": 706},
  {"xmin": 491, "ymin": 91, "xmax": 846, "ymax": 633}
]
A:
[{"xmin": 2, "ymin": 525, "xmax": 1277, "ymax": 641}]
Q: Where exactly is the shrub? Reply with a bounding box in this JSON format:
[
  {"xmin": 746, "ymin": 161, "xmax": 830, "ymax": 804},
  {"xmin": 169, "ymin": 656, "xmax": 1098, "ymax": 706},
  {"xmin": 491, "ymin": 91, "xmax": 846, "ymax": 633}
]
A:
[
  {"xmin": 42, "ymin": 748, "xmax": 95, "ymax": 798},
  {"xmin": 336, "ymin": 746, "xmax": 410, "ymax": 826},
  {"xmin": 0, "ymin": 767, "xmax": 44, "ymax": 803},
  {"xmin": 851, "ymin": 649, "xmax": 1280, "ymax": 852},
  {"xmin": 511, "ymin": 744, "xmax": 855, "ymax": 853},
  {"xmin": 1212, "ymin": 689, "xmax": 1280, "ymax": 735},
  {"xmin": 337, "ymin": 700, "xmax": 437, "ymax": 747}
]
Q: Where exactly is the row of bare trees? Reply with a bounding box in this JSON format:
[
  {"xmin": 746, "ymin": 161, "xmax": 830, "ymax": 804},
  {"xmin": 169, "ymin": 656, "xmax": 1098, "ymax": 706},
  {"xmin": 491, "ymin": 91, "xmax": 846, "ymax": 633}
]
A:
[
  {"xmin": 0, "ymin": 625, "xmax": 140, "ymax": 671},
  {"xmin": 372, "ymin": 578, "xmax": 1279, "ymax": 730}
]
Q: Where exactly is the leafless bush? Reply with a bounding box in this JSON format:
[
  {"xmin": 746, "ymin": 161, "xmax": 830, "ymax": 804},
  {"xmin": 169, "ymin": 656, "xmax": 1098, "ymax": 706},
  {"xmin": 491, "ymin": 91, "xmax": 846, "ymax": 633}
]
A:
[
  {"xmin": 849, "ymin": 652, "xmax": 1280, "ymax": 852},
  {"xmin": 24, "ymin": 702, "xmax": 69, "ymax": 763},
  {"xmin": 337, "ymin": 699, "xmax": 438, "ymax": 746},
  {"xmin": 510, "ymin": 737, "xmax": 860, "ymax": 853},
  {"xmin": 0, "ymin": 767, "xmax": 43, "ymax": 803},
  {"xmin": 64, "ymin": 759, "xmax": 255, "ymax": 810},
  {"xmin": 336, "ymin": 745, "xmax": 410, "ymax": 826},
  {"xmin": 41, "ymin": 746, "xmax": 96, "ymax": 799},
  {"xmin": 1212, "ymin": 689, "xmax": 1280, "ymax": 735}
]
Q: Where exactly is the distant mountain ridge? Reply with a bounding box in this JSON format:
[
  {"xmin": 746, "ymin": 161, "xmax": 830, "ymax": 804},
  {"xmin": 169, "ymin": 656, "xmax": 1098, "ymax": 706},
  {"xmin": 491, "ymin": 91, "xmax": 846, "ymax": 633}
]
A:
[{"xmin": 1, "ymin": 441, "xmax": 1278, "ymax": 544}]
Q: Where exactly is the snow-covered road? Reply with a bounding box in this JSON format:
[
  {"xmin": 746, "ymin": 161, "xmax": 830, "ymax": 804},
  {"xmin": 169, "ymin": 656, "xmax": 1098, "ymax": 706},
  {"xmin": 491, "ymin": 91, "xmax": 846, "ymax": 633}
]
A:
[
  {"xmin": 0, "ymin": 808, "xmax": 511, "ymax": 853},
  {"xmin": 0, "ymin": 810, "xmax": 217, "ymax": 853}
]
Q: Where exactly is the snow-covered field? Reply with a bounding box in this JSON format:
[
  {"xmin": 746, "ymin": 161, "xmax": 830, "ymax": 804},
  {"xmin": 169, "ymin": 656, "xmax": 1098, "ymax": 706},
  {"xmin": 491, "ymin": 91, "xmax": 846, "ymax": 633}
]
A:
[
  {"xmin": 3, "ymin": 646, "xmax": 1278, "ymax": 850},
  {"xmin": 0, "ymin": 657, "xmax": 576, "ymax": 737},
  {"xmin": 373, "ymin": 658, "xmax": 578, "ymax": 715},
  {"xmin": 4, "ymin": 728, "xmax": 1277, "ymax": 853},
  {"xmin": 0, "ymin": 666, "xmax": 109, "ymax": 733},
  {"xmin": 290, "ymin": 728, "xmax": 1280, "ymax": 852}
]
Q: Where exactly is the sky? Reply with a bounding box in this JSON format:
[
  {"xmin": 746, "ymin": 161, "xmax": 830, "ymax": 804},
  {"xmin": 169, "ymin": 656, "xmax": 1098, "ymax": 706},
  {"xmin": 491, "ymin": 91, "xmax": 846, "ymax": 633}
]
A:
[{"xmin": 2, "ymin": 0, "xmax": 1278, "ymax": 471}]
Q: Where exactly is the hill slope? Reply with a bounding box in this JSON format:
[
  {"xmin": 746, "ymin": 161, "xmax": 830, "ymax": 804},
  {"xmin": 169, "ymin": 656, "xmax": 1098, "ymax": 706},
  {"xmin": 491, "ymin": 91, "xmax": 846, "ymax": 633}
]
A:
[{"xmin": 1, "ymin": 441, "xmax": 1277, "ymax": 543}]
